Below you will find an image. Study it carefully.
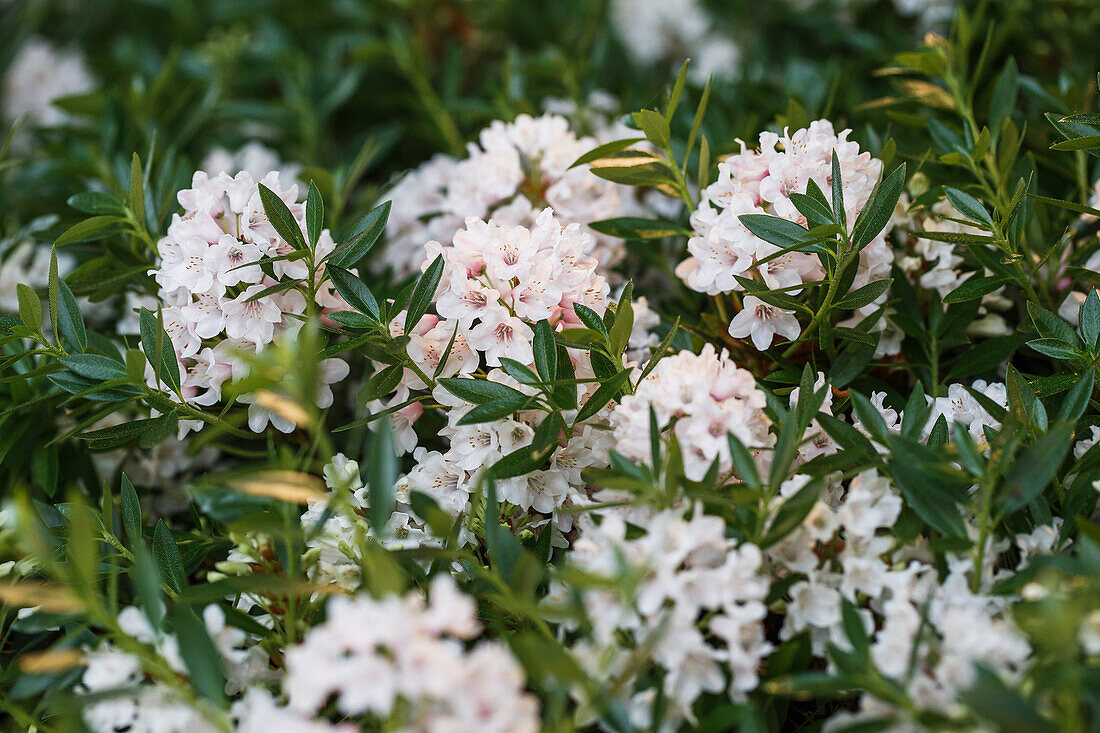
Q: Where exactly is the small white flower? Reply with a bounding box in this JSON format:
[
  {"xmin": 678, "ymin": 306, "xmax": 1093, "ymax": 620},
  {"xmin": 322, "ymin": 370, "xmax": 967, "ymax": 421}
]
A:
[{"xmin": 728, "ymin": 295, "xmax": 801, "ymax": 350}]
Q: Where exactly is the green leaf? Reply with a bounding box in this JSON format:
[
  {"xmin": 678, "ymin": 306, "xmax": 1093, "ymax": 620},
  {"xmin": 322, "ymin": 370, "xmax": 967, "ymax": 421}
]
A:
[
  {"xmin": 329, "ymin": 200, "xmax": 390, "ymax": 268},
  {"xmin": 989, "ymin": 58, "xmax": 1019, "ymax": 134},
  {"xmin": 569, "ymin": 137, "xmax": 647, "ymax": 169},
  {"xmin": 52, "ymin": 215, "xmax": 122, "ymax": 248},
  {"xmin": 1050, "ymin": 135, "xmax": 1100, "ymax": 151},
  {"xmin": 152, "ymin": 520, "xmax": 185, "ymax": 595},
  {"xmin": 849, "ymin": 390, "xmax": 889, "ymax": 444},
  {"xmin": 588, "ymin": 217, "xmax": 691, "ymax": 240},
  {"xmin": 851, "ymin": 163, "xmax": 906, "ymax": 248},
  {"xmin": 575, "ymin": 370, "xmax": 632, "ymax": 424},
  {"xmin": 120, "ymin": 474, "xmax": 142, "ymax": 544},
  {"xmin": 1055, "ymin": 370, "xmax": 1094, "ymax": 424},
  {"xmin": 456, "ymin": 394, "xmax": 533, "ymax": 426},
  {"xmin": 1007, "ymin": 365, "xmax": 1048, "ymax": 431},
  {"xmin": 305, "ymin": 180, "xmax": 324, "ymax": 248},
  {"xmin": 944, "ymin": 188, "xmax": 994, "ymax": 227},
  {"xmin": 840, "ymin": 598, "xmax": 870, "ymax": 659},
  {"xmin": 609, "ymin": 287, "xmax": 635, "ymax": 356},
  {"xmin": 1000, "ymin": 422, "xmax": 1074, "ymax": 515},
  {"xmin": 738, "ymin": 214, "xmax": 809, "ymax": 249},
  {"xmin": 913, "ymin": 229, "xmax": 998, "ymax": 245},
  {"xmin": 439, "ymin": 377, "xmax": 528, "ymax": 404},
  {"xmin": 173, "ymin": 604, "xmax": 227, "ymax": 705},
  {"xmin": 1027, "ymin": 303, "xmax": 1081, "ymax": 348},
  {"xmin": 367, "ymin": 420, "xmax": 398, "ymax": 537},
  {"xmin": 138, "ymin": 308, "xmax": 181, "ymax": 392},
  {"xmin": 633, "ymin": 109, "xmax": 670, "ymax": 149},
  {"xmin": 727, "ymin": 433, "xmax": 762, "ymax": 489},
  {"xmin": 1080, "ymin": 290, "xmax": 1100, "ymax": 350},
  {"xmin": 328, "ymin": 310, "xmax": 374, "ymax": 330},
  {"xmin": 17, "ymin": 283, "xmax": 42, "ymax": 331},
  {"xmin": 946, "ymin": 334, "xmax": 1024, "ymax": 381},
  {"xmin": 831, "ymin": 151, "xmax": 847, "ymax": 233},
  {"xmin": 835, "ymin": 279, "xmax": 891, "ymax": 310},
  {"xmin": 762, "ymin": 478, "xmax": 824, "ymax": 548},
  {"xmin": 57, "ymin": 279, "xmax": 86, "ymax": 353},
  {"xmin": 257, "ymin": 182, "xmax": 307, "ymax": 252},
  {"xmin": 404, "ymin": 255, "xmax": 443, "ymax": 335},
  {"xmin": 686, "ymin": 76, "xmax": 712, "ymax": 161},
  {"xmin": 67, "ymin": 191, "xmax": 126, "ymax": 215},
  {"xmin": 589, "ymin": 150, "xmax": 676, "ymax": 187},
  {"xmin": 48, "ymin": 248, "xmax": 59, "ymax": 345},
  {"xmin": 499, "ymin": 358, "xmax": 541, "ymax": 386},
  {"xmin": 130, "ymin": 153, "xmax": 146, "ymax": 233},
  {"xmin": 326, "ymin": 265, "xmax": 380, "ymax": 322},
  {"xmin": 131, "ymin": 544, "xmax": 165, "ymax": 631},
  {"xmin": 959, "ymin": 665, "xmax": 1057, "ymax": 733},
  {"xmin": 1026, "ymin": 338, "xmax": 1084, "ymax": 361},
  {"xmin": 665, "ymin": 60, "xmax": 689, "ymax": 121},
  {"xmin": 485, "ymin": 480, "xmax": 523, "ymax": 583},
  {"xmin": 533, "ymin": 320, "xmax": 557, "ymax": 383},
  {"xmin": 943, "ymin": 275, "xmax": 1007, "ymax": 304},
  {"xmin": 573, "ymin": 304, "xmax": 609, "ymax": 337},
  {"xmin": 60, "ymin": 354, "xmax": 127, "ymax": 381},
  {"xmin": 358, "ymin": 364, "xmax": 404, "ymax": 403},
  {"xmin": 887, "ymin": 447, "xmax": 968, "ymax": 539}
]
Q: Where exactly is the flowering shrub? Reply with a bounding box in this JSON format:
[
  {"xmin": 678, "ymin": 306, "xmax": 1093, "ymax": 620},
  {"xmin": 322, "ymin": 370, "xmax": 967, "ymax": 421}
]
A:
[{"xmin": 3, "ymin": 2, "xmax": 1100, "ymax": 732}]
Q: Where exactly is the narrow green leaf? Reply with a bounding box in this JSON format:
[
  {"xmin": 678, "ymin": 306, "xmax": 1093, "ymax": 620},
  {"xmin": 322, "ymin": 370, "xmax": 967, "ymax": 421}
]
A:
[
  {"xmin": 257, "ymin": 182, "xmax": 307, "ymax": 252},
  {"xmin": 404, "ymin": 255, "xmax": 443, "ymax": 335},
  {"xmin": 152, "ymin": 520, "xmax": 185, "ymax": 595},
  {"xmin": 305, "ymin": 180, "xmax": 324, "ymax": 248},
  {"xmin": 327, "ymin": 265, "xmax": 380, "ymax": 321},
  {"xmin": 852, "ymin": 163, "xmax": 907, "ymax": 248},
  {"xmin": 533, "ymin": 320, "xmax": 557, "ymax": 383},
  {"xmin": 367, "ymin": 420, "xmax": 398, "ymax": 537},
  {"xmin": 329, "ymin": 200, "xmax": 391, "ymax": 268},
  {"xmin": 173, "ymin": 604, "xmax": 227, "ymax": 705}
]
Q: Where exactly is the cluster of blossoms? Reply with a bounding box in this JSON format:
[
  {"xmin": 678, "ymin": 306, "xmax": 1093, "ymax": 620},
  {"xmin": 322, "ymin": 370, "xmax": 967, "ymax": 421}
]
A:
[
  {"xmin": 367, "ymin": 208, "xmax": 659, "ymax": 541},
  {"xmin": 382, "ymin": 112, "xmax": 646, "ymax": 278},
  {"xmin": 283, "ymin": 576, "xmax": 540, "ymax": 732},
  {"xmin": 547, "ymin": 509, "xmax": 771, "ymax": 729},
  {"xmin": 609, "ymin": 0, "xmax": 740, "ymax": 83},
  {"xmin": 200, "ymin": 142, "xmax": 303, "ymax": 191},
  {"xmin": 892, "ymin": 194, "xmax": 1014, "ymax": 341},
  {"xmin": 78, "ymin": 605, "xmax": 274, "ymax": 732},
  {"xmin": 855, "ymin": 379, "xmax": 1008, "ymax": 450},
  {"xmin": 610, "ymin": 344, "xmax": 773, "ymax": 481},
  {"xmin": 299, "ymin": 453, "xmax": 448, "ymax": 591},
  {"xmin": 148, "ymin": 169, "xmax": 349, "ymax": 434},
  {"xmin": 677, "ymin": 119, "xmax": 894, "ymax": 350},
  {"xmin": 766, "ymin": 468, "xmax": 1041, "ymax": 729},
  {"xmin": 1, "ymin": 36, "xmax": 94, "ymax": 130}
]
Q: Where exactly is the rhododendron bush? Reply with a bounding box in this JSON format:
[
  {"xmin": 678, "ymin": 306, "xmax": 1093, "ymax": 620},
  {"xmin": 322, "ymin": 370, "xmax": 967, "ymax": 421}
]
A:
[{"xmin": 4, "ymin": 1, "xmax": 1100, "ymax": 731}]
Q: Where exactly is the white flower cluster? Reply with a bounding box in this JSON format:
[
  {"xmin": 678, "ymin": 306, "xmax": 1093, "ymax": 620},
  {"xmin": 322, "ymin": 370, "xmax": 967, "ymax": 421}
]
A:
[
  {"xmin": 765, "ymin": 469, "xmax": 1036, "ymax": 728},
  {"xmin": 283, "ymin": 576, "xmax": 540, "ymax": 733},
  {"xmin": 548, "ymin": 509, "xmax": 771, "ymax": 729},
  {"xmin": 855, "ymin": 380, "xmax": 1007, "ymax": 450},
  {"xmin": 383, "ymin": 113, "xmax": 643, "ymax": 278},
  {"xmin": 300, "ymin": 454, "xmax": 444, "ymax": 592},
  {"xmin": 201, "ymin": 142, "xmax": 303, "ymax": 191},
  {"xmin": 369, "ymin": 209, "xmax": 654, "ymax": 534},
  {"xmin": 610, "ymin": 344, "xmax": 772, "ymax": 481},
  {"xmin": 609, "ymin": 0, "xmax": 740, "ymax": 82},
  {"xmin": 149, "ymin": 169, "xmax": 349, "ymax": 434},
  {"xmin": 2, "ymin": 37, "xmax": 94, "ymax": 128},
  {"xmin": 677, "ymin": 120, "xmax": 893, "ymax": 350},
  {"xmin": 79, "ymin": 605, "xmax": 273, "ymax": 733}
]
